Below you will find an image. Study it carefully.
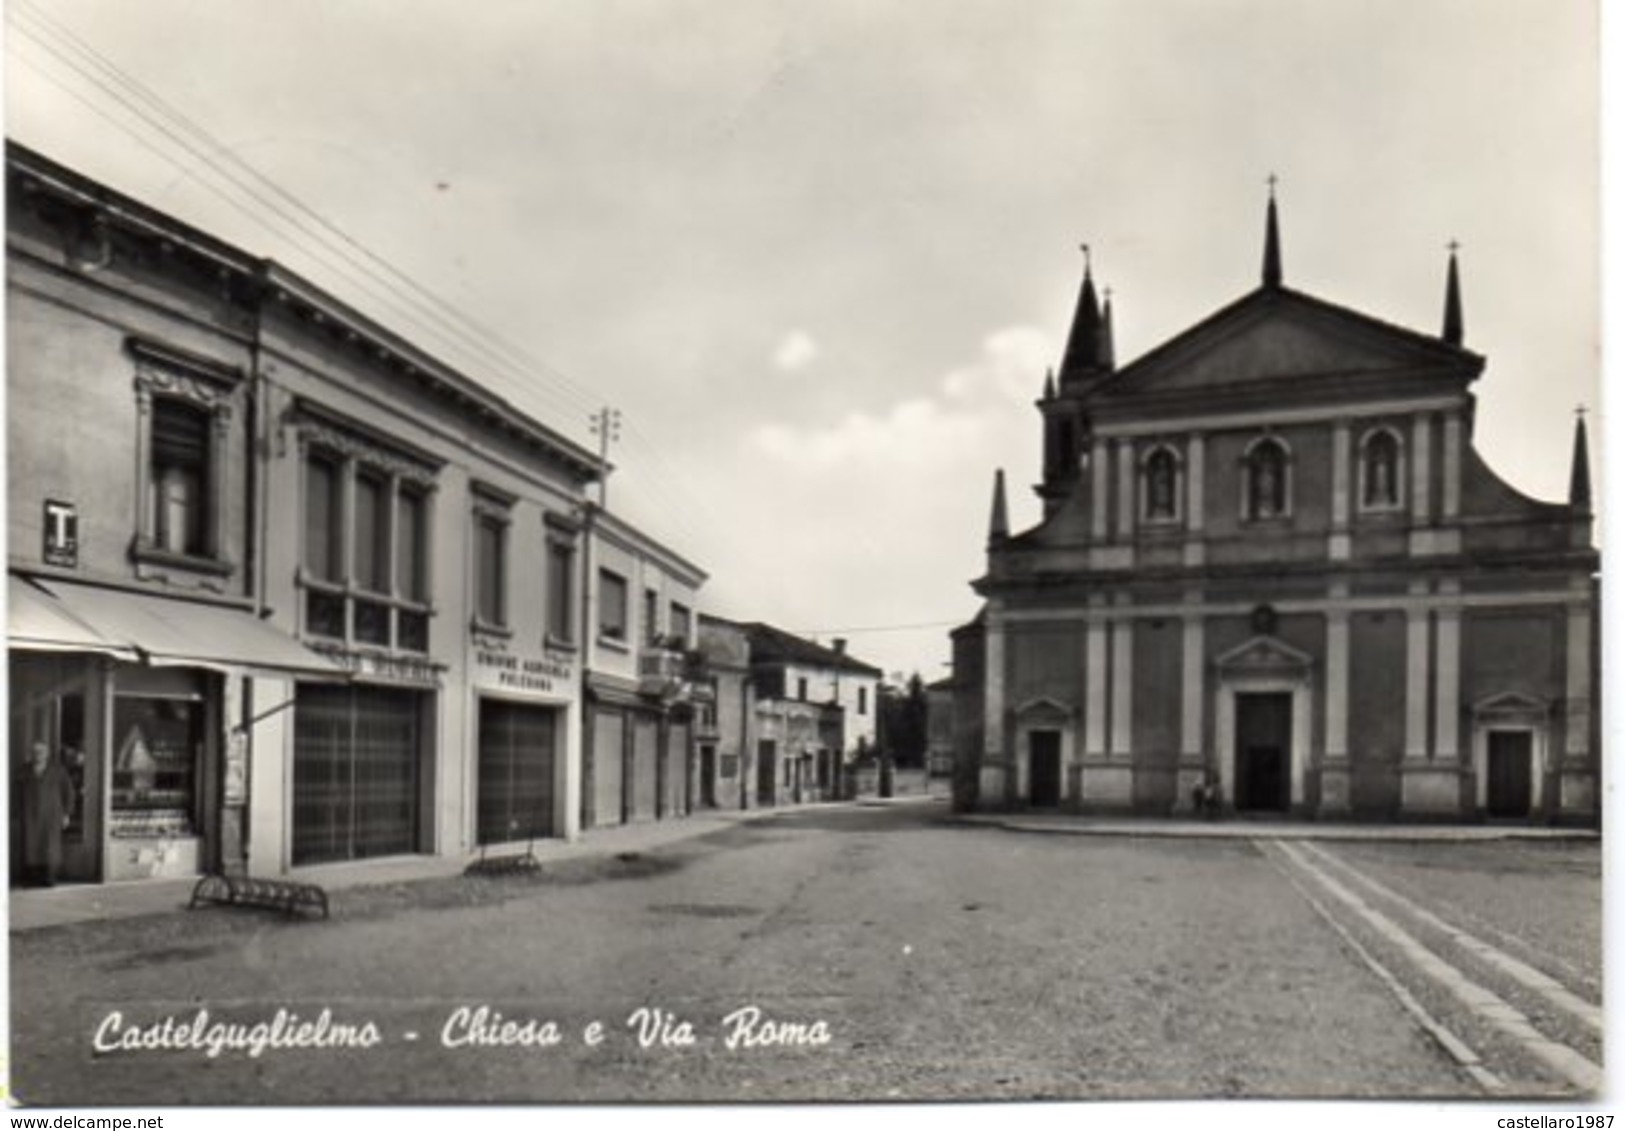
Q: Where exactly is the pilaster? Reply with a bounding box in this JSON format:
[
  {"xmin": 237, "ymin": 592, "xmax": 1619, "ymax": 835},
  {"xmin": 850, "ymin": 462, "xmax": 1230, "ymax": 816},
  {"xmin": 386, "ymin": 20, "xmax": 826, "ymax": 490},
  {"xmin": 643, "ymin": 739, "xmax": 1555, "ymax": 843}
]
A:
[
  {"xmin": 1084, "ymin": 604, "xmax": 1108, "ymax": 758},
  {"xmin": 1109, "ymin": 609, "xmax": 1133, "ymax": 757},
  {"xmin": 1091, "ymin": 438, "xmax": 1109, "ymax": 542}
]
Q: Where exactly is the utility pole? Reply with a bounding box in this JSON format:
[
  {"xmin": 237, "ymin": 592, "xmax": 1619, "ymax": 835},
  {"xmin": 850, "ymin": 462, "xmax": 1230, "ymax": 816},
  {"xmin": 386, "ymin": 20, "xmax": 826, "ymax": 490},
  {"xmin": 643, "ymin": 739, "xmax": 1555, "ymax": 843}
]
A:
[{"xmin": 588, "ymin": 406, "xmax": 621, "ymax": 509}]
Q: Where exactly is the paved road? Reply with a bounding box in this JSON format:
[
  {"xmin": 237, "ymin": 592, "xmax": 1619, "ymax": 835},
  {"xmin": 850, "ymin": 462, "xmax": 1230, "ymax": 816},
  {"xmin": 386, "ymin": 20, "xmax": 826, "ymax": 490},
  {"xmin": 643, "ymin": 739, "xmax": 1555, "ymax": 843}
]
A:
[{"xmin": 6, "ymin": 803, "xmax": 1601, "ymax": 1104}]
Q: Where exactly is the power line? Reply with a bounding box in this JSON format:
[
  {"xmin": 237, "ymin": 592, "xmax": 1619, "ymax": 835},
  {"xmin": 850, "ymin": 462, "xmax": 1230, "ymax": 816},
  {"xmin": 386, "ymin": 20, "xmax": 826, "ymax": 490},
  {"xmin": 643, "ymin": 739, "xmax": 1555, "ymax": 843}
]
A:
[
  {"xmin": 793, "ymin": 619, "xmax": 967, "ymax": 635},
  {"xmin": 9, "ymin": 2, "xmax": 770, "ymax": 581},
  {"xmin": 9, "ymin": 1, "xmax": 603, "ymax": 428}
]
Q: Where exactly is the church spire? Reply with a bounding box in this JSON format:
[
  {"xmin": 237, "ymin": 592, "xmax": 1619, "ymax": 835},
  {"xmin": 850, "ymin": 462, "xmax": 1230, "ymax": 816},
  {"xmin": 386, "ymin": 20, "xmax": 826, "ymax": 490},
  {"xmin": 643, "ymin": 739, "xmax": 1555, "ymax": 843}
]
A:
[
  {"xmin": 1442, "ymin": 242, "xmax": 1464, "ymax": 346},
  {"xmin": 1059, "ymin": 244, "xmax": 1103, "ymax": 384},
  {"xmin": 988, "ymin": 468, "xmax": 1010, "ymax": 545},
  {"xmin": 1099, "ymin": 288, "xmax": 1116, "ymax": 369},
  {"xmin": 1043, "ymin": 367, "xmax": 1056, "ymax": 400},
  {"xmin": 1569, "ymin": 408, "xmax": 1592, "ymax": 513},
  {"xmin": 1262, "ymin": 175, "xmax": 1283, "ymax": 289}
]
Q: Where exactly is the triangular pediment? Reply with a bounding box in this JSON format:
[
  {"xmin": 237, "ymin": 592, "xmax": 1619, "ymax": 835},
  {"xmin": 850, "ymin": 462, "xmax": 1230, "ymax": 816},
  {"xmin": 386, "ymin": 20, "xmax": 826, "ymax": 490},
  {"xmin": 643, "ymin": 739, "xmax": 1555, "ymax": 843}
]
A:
[
  {"xmin": 1472, "ymin": 691, "xmax": 1551, "ymax": 718},
  {"xmin": 1106, "ymin": 288, "xmax": 1478, "ymax": 396},
  {"xmin": 1215, "ymin": 635, "xmax": 1314, "ymax": 674},
  {"xmin": 1014, "ymin": 695, "xmax": 1074, "ymax": 721}
]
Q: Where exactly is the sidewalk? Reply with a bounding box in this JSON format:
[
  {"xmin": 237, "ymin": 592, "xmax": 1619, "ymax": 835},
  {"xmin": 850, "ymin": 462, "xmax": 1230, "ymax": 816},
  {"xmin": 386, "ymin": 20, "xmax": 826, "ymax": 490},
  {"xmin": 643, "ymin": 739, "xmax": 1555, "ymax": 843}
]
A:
[
  {"xmin": 6, "ymin": 799, "xmax": 859, "ymax": 934},
  {"xmin": 957, "ymin": 811, "xmax": 1602, "ymax": 842}
]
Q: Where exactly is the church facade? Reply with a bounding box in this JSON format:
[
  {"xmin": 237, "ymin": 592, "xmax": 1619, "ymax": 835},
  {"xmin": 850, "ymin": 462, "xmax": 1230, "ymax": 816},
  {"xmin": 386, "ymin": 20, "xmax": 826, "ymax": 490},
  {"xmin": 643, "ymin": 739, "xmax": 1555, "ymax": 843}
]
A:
[{"xmin": 952, "ymin": 197, "xmax": 1598, "ymax": 823}]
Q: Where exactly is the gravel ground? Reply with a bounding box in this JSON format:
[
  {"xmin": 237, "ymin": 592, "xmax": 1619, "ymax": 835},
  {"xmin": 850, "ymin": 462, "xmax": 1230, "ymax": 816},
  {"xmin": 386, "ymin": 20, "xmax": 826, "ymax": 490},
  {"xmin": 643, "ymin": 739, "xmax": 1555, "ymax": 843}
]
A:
[
  {"xmin": 7, "ymin": 807, "xmax": 1567, "ymax": 1105},
  {"xmin": 1264, "ymin": 839, "xmax": 1601, "ymax": 1098}
]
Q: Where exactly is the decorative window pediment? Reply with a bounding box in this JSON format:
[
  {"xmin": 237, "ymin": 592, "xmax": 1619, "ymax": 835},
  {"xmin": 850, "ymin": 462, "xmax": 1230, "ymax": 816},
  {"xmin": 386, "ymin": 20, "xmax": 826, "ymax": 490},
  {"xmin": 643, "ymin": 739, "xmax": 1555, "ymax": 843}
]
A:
[
  {"xmin": 1215, "ymin": 635, "xmax": 1314, "ymax": 677},
  {"xmin": 1014, "ymin": 696, "xmax": 1075, "ymax": 722},
  {"xmin": 1471, "ymin": 691, "xmax": 1551, "ymax": 721},
  {"xmin": 292, "ymin": 410, "xmax": 440, "ymax": 489}
]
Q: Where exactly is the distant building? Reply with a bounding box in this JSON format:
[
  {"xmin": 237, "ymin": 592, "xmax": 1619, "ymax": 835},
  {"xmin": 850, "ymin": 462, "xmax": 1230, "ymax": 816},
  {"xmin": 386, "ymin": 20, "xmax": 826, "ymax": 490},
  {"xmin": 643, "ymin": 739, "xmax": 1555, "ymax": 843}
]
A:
[
  {"xmin": 580, "ymin": 508, "xmax": 707, "ymax": 829},
  {"xmin": 741, "ymin": 624, "xmax": 881, "ymax": 805},
  {"xmin": 954, "ymin": 194, "xmax": 1598, "ymax": 823},
  {"xmin": 694, "ymin": 614, "xmax": 753, "ymax": 810}
]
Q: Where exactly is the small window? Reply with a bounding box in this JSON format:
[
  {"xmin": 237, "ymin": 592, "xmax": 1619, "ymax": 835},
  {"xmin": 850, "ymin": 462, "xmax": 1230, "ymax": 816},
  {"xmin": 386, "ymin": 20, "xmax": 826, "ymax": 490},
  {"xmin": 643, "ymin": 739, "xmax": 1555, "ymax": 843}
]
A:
[
  {"xmin": 547, "ymin": 539, "xmax": 575, "ymax": 643},
  {"xmin": 599, "ymin": 569, "xmax": 629, "ymax": 641},
  {"xmin": 1359, "ymin": 428, "xmax": 1403, "ymax": 511},
  {"xmin": 797, "ymin": 677, "xmax": 808, "ymax": 702},
  {"xmin": 474, "ymin": 512, "xmax": 508, "ymax": 628},
  {"xmin": 644, "ymin": 589, "xmax": 660, "ymax": 644},
  {"xmin": 304, "ymin": 454, "xmax": 343, "ymax": 584},
  {"xmin": 149, "ymin": 399, "xmax": 211, "ymax": 557},
  {"xmin": 1244, "ymin": 438, "xmax": 1291, "ymax": 520},
  {"xmin": 353, "ymin": 472, "xmax": 389, "ymax": 594},
  {"xmin": 670, "ymin": 602, "xmax": 692, "ymax": 645},
  {"xmin": 397, "ymin": 488, "xmax": 427, "ymax": 603},
  {"xmin": 858, "ymin": 686, "xmax": 868, "ymax": 715}
]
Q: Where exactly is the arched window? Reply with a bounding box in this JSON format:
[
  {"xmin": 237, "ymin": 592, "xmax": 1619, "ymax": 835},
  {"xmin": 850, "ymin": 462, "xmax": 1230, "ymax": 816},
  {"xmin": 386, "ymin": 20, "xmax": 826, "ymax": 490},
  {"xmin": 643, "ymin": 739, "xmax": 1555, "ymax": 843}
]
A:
[
  {"xmin": 1359, "ymin": 428, "xmax": 1403, "ymax": 511},
  {"xmin": 1142, "ymin": 445, "xmax": 1181, "ymax": 523},
  {"xmin": 1244, "ymin": 437, "xmax": 1290, "ymax": 520}
]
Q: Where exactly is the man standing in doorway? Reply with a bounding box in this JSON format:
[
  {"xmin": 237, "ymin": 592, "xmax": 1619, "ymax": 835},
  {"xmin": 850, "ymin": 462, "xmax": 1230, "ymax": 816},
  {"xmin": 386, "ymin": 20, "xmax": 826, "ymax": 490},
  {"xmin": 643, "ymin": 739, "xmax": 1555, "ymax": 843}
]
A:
[{"xmin": 21, "ymin": 741, "xmax": 75, "ymax": 887}]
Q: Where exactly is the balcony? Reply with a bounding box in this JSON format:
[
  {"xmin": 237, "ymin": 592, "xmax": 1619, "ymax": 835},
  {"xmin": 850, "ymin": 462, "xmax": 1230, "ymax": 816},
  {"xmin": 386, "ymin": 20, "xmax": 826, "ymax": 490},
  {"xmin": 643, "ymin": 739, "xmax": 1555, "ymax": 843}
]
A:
[{"xmin": 637, "ymin": 640, "xmax": 710, "ymax": 701}]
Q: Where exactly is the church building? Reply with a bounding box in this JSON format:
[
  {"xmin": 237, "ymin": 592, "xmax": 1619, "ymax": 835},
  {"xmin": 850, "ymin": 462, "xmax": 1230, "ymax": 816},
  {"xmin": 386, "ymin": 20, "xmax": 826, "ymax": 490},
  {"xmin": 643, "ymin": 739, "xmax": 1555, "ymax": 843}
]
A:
[{"xmin": 952, "ymin": 194, "xmax": 1598, "ymax": 823}]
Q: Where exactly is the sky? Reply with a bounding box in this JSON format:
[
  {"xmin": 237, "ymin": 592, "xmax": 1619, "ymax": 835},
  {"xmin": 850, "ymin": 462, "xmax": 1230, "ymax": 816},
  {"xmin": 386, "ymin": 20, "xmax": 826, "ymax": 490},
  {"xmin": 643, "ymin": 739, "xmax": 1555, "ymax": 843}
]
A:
[{"xmin": 2, "ymin": 0, "xmax": 1601, "ymax": 683}]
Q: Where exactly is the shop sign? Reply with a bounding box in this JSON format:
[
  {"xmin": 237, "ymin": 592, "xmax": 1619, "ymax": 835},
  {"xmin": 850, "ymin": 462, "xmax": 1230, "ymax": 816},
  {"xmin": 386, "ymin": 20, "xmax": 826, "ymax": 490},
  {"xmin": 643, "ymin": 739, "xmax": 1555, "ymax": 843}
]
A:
[
  {"xmin": 43, "ymin": 499, "xmax": 78, "ymax": 568},
  {"xmin": 475, "ymin": 649, "xmax": 574, "ymax": 695},
  {"xmin": 223, "ymin": 732, "xmax": 248, "ymax": 805},
  {"xmin": 322, "ymin": 648, "xmax": 441, "ymax": 687}
]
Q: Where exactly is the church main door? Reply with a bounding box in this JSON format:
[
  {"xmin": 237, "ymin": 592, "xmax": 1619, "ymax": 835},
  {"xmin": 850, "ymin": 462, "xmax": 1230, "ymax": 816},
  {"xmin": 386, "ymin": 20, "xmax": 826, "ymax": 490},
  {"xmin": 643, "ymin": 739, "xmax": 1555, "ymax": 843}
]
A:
[
  {"xmin": 1028, "ymin": 730, "xmax": 1061, "ymax": 807},
  {"xmin": 1486, "ymin": 730, "xmax": 1533, "ymax": 817},
  {"xmin": 1235, "ymin": 693, "xmax": 1291, "ymax": 813}
]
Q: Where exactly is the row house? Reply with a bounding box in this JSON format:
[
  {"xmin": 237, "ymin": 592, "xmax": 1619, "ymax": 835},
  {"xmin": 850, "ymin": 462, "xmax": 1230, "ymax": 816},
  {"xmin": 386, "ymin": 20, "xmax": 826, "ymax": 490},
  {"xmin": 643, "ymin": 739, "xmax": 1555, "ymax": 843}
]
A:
[
  {"xmin": 740, "ymin": 623, "xmax": 881, "ymax": 805},
  {"xmin": 954, "ymin": 194, "xmax": 1598, "ymax": 823},
  {"xmin": 7, "ymin": 143, "xmax": 608, "ymax": 885},
  {"xmin": 579, "ymin": 508, "xmax": 708, "ymax": 829}
]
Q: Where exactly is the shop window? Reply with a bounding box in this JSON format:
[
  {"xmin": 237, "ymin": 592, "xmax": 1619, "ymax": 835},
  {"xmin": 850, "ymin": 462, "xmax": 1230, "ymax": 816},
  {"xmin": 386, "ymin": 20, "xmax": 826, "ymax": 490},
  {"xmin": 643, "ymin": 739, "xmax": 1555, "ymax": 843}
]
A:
[
  {"xmin": 298, "ymin": 422, "xmax": 437, "ymax": 652},
  {"xmin": 1243, "ymin": 437, "xmax": 1292, "ymax": 521},
  {"xmin": 599, "ymin": 569, "xmax": 629, "ymax": 641},
  {"xmin": 111, "ymin": 697, "xmax": 201, "ymax": 839},
  {"xmin": 1359, "ymin": 428, "xmax": 1404, "ymax": 512}
]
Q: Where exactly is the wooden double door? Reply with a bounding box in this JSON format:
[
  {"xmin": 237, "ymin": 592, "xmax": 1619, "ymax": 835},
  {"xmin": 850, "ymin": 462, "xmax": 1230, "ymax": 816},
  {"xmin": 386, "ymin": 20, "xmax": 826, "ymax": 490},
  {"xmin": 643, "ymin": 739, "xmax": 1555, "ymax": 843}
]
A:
[{"xmin": 1235, "ymin": 693, "xmax": 1291, "ymax": 813}]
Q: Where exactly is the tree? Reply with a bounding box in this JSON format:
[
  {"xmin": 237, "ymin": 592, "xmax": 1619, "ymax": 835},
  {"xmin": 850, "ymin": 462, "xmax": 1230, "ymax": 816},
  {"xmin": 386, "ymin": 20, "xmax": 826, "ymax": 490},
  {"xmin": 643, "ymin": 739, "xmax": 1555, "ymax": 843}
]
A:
[{"xmin": 880, "ymin": 673, "xmax": 930, "ymax": 768}]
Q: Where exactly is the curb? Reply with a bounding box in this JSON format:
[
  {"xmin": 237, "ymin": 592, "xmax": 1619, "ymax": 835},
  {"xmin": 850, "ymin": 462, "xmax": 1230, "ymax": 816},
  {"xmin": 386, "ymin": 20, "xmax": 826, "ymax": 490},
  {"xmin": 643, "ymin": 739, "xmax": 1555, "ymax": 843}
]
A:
[
  {"xmin": 7, "ymin": 797, "xmax": 906, "ymax": 932},
  {"xmin": 952, "ymin": 814, "xmax": 1602, "ymax": 843}
]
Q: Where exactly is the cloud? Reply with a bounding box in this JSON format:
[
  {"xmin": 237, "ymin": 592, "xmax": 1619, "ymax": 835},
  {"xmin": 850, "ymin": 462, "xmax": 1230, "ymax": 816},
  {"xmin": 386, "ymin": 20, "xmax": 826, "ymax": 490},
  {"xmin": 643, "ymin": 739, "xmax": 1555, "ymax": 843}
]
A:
[
  {"xmin": 772, "ymin": 329, "xmax": 820, "ymax": 372},
  {"xmin": 748, "ymin": 325, "xmax": 1052, "ymax": 473}
]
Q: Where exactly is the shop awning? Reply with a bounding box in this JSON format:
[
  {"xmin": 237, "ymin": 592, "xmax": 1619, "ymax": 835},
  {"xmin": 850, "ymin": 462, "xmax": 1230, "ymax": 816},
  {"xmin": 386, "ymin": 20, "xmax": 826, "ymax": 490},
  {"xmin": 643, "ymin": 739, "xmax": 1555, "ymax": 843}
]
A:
[
  {"xmin": 13, "ymin": 576, "xmax": 349, "ymax": 679},
  {"xmin": 7, "ymin": 575, "xmax": 136, "ymax": 659}
]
